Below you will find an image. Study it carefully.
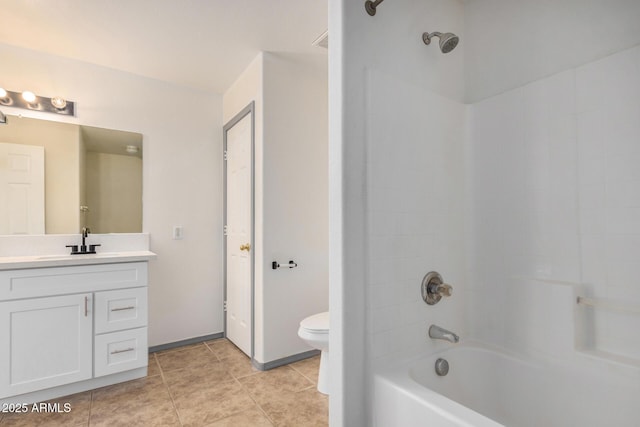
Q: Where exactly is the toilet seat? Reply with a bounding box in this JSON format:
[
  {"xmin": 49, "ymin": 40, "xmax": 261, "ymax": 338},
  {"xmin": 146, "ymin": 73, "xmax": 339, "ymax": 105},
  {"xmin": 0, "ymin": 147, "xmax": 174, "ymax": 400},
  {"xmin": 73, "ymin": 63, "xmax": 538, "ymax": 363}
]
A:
[{"xmin": 299, "ymin": 311, "xmax": 329, "ymax": 333}]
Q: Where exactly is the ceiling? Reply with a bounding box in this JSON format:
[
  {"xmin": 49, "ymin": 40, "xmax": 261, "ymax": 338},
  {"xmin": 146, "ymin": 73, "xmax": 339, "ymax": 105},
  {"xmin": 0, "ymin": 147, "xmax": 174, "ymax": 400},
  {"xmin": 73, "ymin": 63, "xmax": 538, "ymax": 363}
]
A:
[{"xmin": 0, "ymin": 0, "xmax": 328, "ymax": 94}]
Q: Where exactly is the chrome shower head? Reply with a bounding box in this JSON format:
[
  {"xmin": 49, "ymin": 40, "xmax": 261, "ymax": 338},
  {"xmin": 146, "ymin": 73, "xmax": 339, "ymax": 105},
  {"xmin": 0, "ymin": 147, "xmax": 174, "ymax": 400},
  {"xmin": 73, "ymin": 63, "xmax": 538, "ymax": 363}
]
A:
[
  {"xmin": 0, "ymin": 110, "xmax": 6, "ymax": 125},
  {"xmin": 422, "ymin": 31, "xmax": 459, "ymax": 54}
]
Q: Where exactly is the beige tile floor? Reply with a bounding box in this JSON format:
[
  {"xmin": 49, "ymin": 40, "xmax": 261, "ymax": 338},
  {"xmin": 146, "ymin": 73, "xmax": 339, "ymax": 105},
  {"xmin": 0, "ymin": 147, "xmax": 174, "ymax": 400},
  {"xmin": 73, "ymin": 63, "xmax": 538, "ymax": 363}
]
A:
[{"xmin": 0, "ymin": 339, "xmax": 327, "ymax": 427}]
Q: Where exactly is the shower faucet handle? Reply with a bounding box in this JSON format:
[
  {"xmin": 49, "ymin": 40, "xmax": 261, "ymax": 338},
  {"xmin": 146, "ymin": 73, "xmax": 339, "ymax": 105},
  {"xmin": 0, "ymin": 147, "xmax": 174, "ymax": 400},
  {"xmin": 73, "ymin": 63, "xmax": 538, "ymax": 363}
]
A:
[
  {"xmin": 421, "ymin": 271, "xmax": 453, "ymax": 305},
  {"xmin": 435, "ymin": 283, "xmax": 452, "ymax": 297}
]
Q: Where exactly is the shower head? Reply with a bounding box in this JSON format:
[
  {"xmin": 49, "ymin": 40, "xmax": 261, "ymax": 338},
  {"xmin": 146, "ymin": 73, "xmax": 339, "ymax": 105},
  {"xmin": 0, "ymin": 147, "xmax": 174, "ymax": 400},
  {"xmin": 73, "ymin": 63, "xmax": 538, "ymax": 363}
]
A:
[
  {"xmin": 0, "ymin": 110, "xmax": 6, "ymax": 125},
  {"xmin": 422, "ymin": 32, "xmax": 459, "ymax": 54}
]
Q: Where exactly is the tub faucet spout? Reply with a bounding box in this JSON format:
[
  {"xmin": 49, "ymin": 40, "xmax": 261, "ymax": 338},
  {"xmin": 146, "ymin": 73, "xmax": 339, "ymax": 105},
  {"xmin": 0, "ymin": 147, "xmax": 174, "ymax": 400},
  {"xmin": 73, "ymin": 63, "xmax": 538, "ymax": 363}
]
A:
[{"xmin": 429, "ymin": 324, "xmax": 459, "ymax": 343}]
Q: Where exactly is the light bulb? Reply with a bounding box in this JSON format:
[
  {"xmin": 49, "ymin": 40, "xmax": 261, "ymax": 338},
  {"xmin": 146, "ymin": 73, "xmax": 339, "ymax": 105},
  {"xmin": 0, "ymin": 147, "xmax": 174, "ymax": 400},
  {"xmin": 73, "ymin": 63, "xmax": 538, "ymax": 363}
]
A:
[
  {"xmin": 51, "ymin": 97, "xmax": 67, "ymax": 109},
  {"xmin": 22, "ymin": 91, "xmax": 36, "ymax": 103},
  {"xmin": 0, "ymin": 88, "xmax": 7, "ymax": 98}
]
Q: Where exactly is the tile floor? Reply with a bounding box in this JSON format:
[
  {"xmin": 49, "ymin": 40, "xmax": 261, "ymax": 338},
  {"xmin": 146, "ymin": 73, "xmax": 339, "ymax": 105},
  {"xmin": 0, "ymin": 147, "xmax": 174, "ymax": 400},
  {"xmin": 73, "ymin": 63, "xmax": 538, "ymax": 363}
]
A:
[{"xmin": 0, "ymin": 339, "xmax": 327, "ymax": 427}]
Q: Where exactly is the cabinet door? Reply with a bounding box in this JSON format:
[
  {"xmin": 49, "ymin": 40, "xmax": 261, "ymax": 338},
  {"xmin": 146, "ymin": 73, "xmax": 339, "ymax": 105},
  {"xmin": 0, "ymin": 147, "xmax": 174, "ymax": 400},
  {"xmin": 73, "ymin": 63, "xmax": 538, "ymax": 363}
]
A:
[{"xmin": 0, "ymin": 294, "xmax": 93, "ymax": 398}]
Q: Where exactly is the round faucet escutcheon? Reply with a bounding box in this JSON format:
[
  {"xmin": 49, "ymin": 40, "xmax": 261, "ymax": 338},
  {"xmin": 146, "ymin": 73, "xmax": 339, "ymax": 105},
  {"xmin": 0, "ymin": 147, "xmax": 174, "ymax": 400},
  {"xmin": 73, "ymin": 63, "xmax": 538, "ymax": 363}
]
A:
[{"xmin": 421, "ymin": 271, "xmax": 453, "ymax": 305}]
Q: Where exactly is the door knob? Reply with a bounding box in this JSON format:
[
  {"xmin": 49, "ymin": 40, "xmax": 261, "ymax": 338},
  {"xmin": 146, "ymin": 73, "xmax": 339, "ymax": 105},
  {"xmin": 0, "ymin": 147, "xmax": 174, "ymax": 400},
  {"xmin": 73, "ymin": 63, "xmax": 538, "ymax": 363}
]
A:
[{"xmin": 240, "ymin": 243, "xmax": 251, "ymax": 252}]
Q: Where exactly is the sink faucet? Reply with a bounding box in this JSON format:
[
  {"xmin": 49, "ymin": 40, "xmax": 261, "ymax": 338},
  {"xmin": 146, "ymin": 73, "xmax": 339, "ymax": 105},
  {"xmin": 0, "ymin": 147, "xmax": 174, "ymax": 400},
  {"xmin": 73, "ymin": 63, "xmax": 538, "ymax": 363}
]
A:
[
  {"xmin": 429, "ymin": 324, "xmax": 459, "ymax": 343},
  {"xmin": 66, "ymin": 227, "xmax": 100, "ymax": 255}
]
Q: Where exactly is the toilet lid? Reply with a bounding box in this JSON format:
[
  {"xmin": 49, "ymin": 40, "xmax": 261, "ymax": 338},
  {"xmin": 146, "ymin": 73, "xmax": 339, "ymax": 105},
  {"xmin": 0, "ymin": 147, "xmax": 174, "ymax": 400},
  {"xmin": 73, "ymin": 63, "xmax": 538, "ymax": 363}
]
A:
[{"xmin": 300, "ymin": 311, "xmax": 329, "ymax": 332}]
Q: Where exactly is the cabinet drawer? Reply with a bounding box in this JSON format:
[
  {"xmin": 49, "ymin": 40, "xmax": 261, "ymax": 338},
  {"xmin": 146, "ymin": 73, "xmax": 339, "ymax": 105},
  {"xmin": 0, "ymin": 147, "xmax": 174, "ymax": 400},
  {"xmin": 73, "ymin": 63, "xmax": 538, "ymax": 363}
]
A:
[
  {"xmin": 0, "ymin": 262, "xmax": 148, "ymax": 301},
  {"xmin": 94, "ymin": 327, "xmax": 147, "ymax": 377},
  {"xmin": 95, "ymin": 287, "xmax": 147, "ymax": 334}
]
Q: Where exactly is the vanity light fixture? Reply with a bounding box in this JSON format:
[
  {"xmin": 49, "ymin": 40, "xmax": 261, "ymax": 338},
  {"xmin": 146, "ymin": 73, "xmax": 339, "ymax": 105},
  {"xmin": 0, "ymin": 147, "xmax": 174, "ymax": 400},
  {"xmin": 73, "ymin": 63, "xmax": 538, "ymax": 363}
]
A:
[
  {"xmin": 125, "ymin": 145, "xmax": 139, "ymax": 154},
  {"xmin": 0, "ymin": 87, "xmax": 75, "ymax": 116}
]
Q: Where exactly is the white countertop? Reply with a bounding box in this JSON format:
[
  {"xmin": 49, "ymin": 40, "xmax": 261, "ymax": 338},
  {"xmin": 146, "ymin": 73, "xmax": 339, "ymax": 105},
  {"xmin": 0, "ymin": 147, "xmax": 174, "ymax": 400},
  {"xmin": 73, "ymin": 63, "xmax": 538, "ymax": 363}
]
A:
[{"xmin": 0, "ymin": 251, "xmax": 157, "ymax": 270}]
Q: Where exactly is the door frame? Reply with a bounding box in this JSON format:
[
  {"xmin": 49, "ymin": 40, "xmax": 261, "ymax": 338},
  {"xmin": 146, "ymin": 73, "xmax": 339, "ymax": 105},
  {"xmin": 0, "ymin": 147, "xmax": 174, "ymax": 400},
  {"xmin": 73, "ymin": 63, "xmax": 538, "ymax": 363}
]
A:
[{"xmin": 222, "ymin": 101, "xmax": 255, "ymax": 361}]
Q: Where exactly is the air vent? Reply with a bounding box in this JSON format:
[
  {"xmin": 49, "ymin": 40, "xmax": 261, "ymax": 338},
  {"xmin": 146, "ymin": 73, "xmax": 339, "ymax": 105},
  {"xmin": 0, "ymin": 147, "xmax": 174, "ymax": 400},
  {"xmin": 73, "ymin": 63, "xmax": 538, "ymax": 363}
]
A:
[{"xmin": 312, "ymin": 30, "xmax": 328, "ymax": 49}]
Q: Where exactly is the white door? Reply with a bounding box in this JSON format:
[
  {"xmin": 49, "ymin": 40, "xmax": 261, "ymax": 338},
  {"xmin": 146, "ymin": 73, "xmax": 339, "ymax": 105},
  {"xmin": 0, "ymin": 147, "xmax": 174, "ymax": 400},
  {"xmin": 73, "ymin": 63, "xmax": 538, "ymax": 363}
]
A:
[
  {"xmin": 0, "ymin": 293, "xmax": 93, "ymax": 398},
  {"xmin": 0, "ymin": 142, "xmax": 45, "ymax": 235},
  {"xmin": 225, "ymin": 112, "xmax": 253, "ymax": 356}
]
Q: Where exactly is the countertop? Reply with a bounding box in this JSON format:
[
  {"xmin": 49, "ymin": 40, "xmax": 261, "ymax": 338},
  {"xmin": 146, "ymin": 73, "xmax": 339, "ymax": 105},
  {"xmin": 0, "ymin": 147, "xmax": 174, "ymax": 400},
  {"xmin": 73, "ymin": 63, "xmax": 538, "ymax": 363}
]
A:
[{"xmin": 0, "ymin": 251, "xmax": 157, "ymax": 270}]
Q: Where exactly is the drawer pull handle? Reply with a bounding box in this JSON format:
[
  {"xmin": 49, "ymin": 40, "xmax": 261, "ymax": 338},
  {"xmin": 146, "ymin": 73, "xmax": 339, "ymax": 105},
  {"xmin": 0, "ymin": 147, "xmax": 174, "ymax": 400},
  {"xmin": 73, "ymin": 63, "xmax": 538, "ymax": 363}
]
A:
[
  {"xmin": 111, "ymin": 347, "xmax": 135, "ymax": 355},
  {"xmin": 84, "ymin": 296, "xmax": 89, "ymax": 317},
  {"xmin": 111, "ymin": 306, "xmax": 136, "ymax": 312}
]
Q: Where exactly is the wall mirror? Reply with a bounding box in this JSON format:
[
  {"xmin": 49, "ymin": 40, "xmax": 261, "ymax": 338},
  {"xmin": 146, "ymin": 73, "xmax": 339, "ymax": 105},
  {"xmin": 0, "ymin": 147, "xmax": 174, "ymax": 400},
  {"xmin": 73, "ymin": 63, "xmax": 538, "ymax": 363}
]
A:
[{"xmin": 0, "ymin": 115, "xmax": 142, "ymax": 235}]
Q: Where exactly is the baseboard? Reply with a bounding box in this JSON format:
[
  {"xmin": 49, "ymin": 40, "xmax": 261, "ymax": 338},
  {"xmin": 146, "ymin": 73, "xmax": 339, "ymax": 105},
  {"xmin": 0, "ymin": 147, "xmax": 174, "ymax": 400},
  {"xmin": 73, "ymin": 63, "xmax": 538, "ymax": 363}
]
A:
[
  {"xmin": 148, "ymin": 332, "xmax": 224, "ymax": 353},
  {"xmin": 252, "ymin": 349, "xmax": 320, "ymax": 371}
]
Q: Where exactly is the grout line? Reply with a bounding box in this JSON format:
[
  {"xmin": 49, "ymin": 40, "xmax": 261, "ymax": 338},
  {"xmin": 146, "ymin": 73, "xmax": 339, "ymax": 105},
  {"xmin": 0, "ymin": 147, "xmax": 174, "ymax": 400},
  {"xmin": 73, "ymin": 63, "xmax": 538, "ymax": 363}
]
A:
[
  {"xmin": 234, "ymin": 377, "xmax": 276, "ymax": 426},
  {"xmin": 288, "ymin": 364, "xmax": 318, "ymax": 386},
  {"xmin": 86, "ymin": 390, "xmax": 92, "ymax": 427},
  {"xmin": 203, "ymin": 340, "xmax": 222, "ymax": 361},
  {"xmin": 155, "ymin": 353, "xmax": 185, "ymax": 426}
]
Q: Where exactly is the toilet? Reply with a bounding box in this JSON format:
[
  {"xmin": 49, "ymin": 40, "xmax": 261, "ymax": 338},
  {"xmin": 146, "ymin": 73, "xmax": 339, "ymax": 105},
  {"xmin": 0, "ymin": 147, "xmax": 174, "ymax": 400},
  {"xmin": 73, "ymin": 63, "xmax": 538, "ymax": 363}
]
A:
[{"xmin": 297, "ymin": 311, "xmax": 329, "ymax": 395}]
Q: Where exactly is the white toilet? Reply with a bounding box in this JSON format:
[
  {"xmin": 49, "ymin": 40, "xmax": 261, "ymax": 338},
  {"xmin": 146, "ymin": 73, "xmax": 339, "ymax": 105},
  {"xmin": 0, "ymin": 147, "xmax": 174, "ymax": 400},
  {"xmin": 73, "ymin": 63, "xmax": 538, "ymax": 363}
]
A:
[{"xmin": 297, "ymin": 311, "xmax": 329, "ymax": 395}]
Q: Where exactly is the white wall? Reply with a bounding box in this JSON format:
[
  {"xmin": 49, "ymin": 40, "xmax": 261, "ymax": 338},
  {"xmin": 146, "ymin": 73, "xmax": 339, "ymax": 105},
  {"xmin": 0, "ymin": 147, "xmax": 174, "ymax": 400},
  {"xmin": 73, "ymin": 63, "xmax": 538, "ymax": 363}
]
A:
[
  {"xmin": 330, "ymin": 0, "xmax": 465, "ymax": 425},
  {"xmin": 223, "ymin": 52, "xmax": 328, "ymax": 365},
  {"xmin": 262, "ymin": 52, "xmax": 328, "ymax": 362},
  {"xmin": 464, "ymin": 0, "xmax": 640, "ymax": 102},
  {"xmin": 0, "ymin": 43, "xmax": 224, "ymax": 346}
]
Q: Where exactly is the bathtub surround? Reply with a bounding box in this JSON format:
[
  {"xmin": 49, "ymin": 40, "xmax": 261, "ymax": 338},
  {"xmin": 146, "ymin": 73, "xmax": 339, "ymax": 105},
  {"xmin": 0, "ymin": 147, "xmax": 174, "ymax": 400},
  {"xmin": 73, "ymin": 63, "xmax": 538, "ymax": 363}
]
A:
[
  {"xmin": 470, "ymin": 44, "xmax": 640, "ymax": 361},
  {"xmin": 331, "ymin": 0, "xmax": 640, "ymax": 425}
]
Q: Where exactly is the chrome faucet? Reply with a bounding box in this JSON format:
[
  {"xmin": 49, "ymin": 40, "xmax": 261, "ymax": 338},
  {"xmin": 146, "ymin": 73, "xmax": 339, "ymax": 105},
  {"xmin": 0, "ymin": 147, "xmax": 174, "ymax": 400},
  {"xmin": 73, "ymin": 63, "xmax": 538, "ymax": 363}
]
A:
[{"xmin": 429, "ymin": 324, "xmax": 459, "ymax": 343}]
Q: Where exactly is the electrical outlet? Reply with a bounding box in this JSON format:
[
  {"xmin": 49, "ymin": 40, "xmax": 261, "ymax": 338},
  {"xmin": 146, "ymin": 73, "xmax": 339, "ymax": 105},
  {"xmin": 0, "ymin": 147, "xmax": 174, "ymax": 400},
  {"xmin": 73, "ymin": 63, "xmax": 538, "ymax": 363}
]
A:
[{"xmin": 173, "ymin": 226, "xmax": 184, "ymax": 240}]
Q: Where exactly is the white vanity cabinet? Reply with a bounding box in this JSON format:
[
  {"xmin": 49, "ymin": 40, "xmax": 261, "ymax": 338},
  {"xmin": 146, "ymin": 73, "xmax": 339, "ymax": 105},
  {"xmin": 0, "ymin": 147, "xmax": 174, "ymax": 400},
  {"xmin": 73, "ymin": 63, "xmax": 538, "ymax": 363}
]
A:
[{"xmin": 0, "ymin": 259, "xmax": 151, "ymax": 403}]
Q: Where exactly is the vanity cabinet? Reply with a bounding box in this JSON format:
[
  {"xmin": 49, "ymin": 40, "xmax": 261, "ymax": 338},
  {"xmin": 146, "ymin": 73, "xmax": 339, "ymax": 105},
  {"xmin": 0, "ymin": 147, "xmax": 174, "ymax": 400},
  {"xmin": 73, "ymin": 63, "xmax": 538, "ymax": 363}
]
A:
[{"xmin": 0, "ymin": 261, "xmax": 149, "ymax": 402}]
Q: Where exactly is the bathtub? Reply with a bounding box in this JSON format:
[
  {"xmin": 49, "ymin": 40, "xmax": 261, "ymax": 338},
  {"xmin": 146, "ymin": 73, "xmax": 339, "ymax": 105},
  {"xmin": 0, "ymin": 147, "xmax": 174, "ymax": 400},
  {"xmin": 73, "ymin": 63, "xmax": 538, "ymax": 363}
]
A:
[{"xmin": 373, "ymin": 343, "xmax": 640, "ymax": 427}]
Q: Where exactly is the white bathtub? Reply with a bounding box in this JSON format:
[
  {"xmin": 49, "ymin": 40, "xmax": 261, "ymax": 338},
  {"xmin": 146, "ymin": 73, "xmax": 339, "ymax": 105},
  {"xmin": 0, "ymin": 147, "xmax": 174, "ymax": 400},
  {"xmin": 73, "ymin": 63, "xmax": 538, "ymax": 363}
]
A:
[{"xmin": 373, "ymin": 343, "xmax": 640, "ymax": 427}]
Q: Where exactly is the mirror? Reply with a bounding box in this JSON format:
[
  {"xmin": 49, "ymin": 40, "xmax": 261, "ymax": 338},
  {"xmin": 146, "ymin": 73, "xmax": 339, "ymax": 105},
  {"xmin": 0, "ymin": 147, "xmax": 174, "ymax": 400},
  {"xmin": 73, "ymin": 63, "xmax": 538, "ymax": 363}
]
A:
[{"xmin": 0, "ymin": 115, "xmax": 142, "ymax": 235}]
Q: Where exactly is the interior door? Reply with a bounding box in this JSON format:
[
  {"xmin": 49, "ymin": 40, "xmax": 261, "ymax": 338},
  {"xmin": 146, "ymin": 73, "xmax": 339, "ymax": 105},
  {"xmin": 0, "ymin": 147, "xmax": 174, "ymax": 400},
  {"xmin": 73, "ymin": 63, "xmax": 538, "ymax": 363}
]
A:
[
  {"xmin": 0, "ymin": 142, "xmax": 45, "ymax": 235},
  {"xmin": 225, "ymin": 109, "xmax": 253, "ymax": 357}
]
